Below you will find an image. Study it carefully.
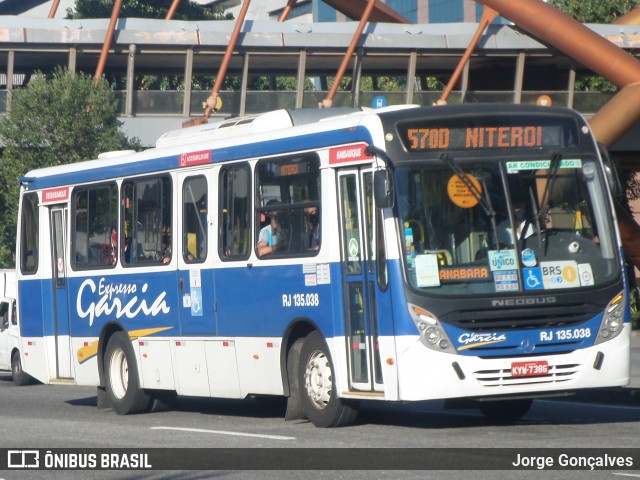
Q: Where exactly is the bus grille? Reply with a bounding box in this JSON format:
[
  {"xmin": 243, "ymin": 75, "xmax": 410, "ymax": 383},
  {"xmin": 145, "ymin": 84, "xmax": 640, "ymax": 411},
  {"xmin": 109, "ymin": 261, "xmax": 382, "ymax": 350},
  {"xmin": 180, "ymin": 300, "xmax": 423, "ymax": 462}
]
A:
[
  {"xmin": 443, "ymin": 303, "xmax": 600, "ymax": 331},
  {"xmin": 473, "ymin": 363, "xmax": 579, "ymax": 387}
]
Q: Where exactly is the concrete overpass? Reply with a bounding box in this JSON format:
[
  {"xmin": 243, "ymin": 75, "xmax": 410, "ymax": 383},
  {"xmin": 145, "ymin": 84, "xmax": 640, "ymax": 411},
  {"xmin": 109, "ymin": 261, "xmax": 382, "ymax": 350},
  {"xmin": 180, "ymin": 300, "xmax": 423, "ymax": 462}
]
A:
[{"xmin": 0, "ymin": 16, "xmax": 638, "ymax": 147}]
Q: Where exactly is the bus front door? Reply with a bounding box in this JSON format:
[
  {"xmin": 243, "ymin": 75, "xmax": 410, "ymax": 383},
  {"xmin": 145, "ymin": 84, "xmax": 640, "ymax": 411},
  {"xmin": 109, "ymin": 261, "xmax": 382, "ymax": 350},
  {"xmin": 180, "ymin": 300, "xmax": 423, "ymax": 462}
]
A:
[
  {"xmin": 50, "ymin": 206, "xmax": 73, "ymax": 379},
  {"xmin": 337, "ymin": 169, "xmax": 384, "ymax": 393}
]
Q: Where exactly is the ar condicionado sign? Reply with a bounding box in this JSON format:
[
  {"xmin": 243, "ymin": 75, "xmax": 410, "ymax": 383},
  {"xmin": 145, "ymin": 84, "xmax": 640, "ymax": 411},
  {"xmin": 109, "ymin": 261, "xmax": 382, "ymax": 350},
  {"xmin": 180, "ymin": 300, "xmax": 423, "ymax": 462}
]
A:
[{"xmin": 406, "ymin": 126, "xmax": 544, "ymax": 151}]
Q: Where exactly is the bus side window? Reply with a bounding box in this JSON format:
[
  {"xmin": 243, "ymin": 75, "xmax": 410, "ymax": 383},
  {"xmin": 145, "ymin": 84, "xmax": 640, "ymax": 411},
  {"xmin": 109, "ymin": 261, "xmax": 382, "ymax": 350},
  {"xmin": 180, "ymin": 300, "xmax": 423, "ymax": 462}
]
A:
[
  {"xmin": 183, "ymin": 176, "xmax": 207, "ymax": 263},
  {"xmin": 20, "ymin": 192, "xmax": 39, "ymax": 275},
  {"xmin": 255, "ymin": 154, "xmax": 320, "ymax": 257},
  {"xmin": 219, "ymin": 163, "xmax": 251, "ymax": 260},
  {"xmin": 72, "ymin": 183, "xmax": 118, "ymax": 269},
  {"xmin": 122, "ymin": 175, "xmax": 172, "ymax": 266}
]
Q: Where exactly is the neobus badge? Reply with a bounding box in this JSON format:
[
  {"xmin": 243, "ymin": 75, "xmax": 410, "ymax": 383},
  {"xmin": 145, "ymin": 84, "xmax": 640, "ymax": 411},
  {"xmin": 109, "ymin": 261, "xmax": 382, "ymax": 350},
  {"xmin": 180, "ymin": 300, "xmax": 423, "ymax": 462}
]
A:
[
  {"xmin": 329, "ymin": 143, "xmax": 373, "ymax": 165},
  {"xmin": 41, "ymin": 187, "xmax": 69, "ymax": 204},
  {"xmin": 179, "ymin": 150, "xmax": 211, "ymax": 168}
]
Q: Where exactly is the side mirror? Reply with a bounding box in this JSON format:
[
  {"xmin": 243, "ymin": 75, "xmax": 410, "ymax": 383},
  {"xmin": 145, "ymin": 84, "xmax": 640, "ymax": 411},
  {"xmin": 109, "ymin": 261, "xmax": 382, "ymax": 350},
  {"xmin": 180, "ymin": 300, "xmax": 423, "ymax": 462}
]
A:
[
  {"xmin": 598, "ymin": 143, "xmax": 623, "ymax": 199},
  {"xmin": 374, "ymin": 169, "xmax": 395, "ymax": 209}
]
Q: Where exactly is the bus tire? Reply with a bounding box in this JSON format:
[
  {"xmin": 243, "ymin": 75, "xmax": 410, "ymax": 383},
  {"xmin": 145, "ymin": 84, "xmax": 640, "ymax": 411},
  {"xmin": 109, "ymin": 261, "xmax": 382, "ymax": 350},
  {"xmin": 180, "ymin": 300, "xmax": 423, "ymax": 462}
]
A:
[
  {"xmin": 299, "ymin": 331, "xmax": 358, "ymax": 428},
  {"xmin": 478, "ymin": 398, "xmax": 533, "ymax": 422},
  {"xmin": 104, "ymin": 331, "xmax": 151, "ymax": 415},
  {"xmin": 11, "ymin": 351, "xmax": 31, "ymax": 386}
]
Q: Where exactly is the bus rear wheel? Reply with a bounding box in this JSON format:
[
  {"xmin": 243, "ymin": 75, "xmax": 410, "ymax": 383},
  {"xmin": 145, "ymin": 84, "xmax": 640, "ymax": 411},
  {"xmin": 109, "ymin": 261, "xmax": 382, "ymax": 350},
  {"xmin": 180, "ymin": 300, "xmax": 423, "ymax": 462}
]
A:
[
  {"xmin": 299, "ymin": 331, "xmax": 358, "ymax": 428},
  {"xmin": 105, "ymin": 331, "xmax": 151, "ymax": 415}
]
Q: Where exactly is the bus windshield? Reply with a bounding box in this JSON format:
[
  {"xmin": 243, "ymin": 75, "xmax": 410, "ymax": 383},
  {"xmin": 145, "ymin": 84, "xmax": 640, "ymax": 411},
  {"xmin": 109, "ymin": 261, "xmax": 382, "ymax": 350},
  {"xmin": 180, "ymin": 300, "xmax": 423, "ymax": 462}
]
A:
[{"xmin": 396, "ymin": 156, "xmax": 619, "ymax": 296}]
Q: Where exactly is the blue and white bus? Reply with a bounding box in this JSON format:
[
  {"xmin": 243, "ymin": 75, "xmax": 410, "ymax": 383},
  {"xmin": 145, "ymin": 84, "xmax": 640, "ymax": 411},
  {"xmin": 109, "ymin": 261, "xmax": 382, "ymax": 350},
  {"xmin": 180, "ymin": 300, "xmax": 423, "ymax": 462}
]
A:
[{"xmin": 15, "ymin": 104, "xmax": 630, "ymax": 427}]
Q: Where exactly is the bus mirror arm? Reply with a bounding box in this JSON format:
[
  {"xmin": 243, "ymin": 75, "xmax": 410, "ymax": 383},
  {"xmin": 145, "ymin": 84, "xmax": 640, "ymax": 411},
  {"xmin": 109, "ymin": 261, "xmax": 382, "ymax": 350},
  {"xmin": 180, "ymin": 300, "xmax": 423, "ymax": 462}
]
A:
[
  {"xmin": 366, "ymin": 145, "xmax": 395, "ymax": 209},
  {"xmin": 374, "ymin": 169, "xmax": 395, "ymax": 209}
]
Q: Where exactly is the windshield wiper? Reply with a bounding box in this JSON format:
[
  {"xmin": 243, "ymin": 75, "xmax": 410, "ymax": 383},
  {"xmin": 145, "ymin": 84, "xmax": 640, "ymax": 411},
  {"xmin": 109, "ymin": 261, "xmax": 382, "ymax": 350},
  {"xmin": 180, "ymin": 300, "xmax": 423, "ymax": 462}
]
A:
[
  {"xmin": 537, "ymin": 151, "xmax": 562, "ymax": 229},
  {"xmin": 439, "ymin": 153, "xmax": 500, "ymax": 249},
  {"xmin": 519, "ymin": 152, "xmax": 562, "ymax": 252}
]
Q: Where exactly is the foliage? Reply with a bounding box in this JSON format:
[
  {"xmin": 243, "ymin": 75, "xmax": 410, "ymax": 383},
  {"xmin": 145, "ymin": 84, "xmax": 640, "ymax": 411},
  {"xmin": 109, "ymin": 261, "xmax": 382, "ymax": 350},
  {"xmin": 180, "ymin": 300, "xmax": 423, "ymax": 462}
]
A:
[
  {"xmin": 548, "ymin": 0, "xmax": 637, "ymax": 24},
  {"xmin": 0, "ymin": 67, "xmax": 140, "ymax": 267},
  {"xmin": 549, "ymin": 0, "xmax": 636, "ymax": 92},
  {"xmin": 67, "ymin": 0, "xmax": 232, "ymax": 21}
]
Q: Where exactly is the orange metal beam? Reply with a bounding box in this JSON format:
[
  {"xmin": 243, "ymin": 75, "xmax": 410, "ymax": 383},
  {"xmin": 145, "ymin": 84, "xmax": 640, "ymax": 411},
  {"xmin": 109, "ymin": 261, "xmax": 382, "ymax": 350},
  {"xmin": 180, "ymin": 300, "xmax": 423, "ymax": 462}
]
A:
[
  {"xmin": 439, "ymin": 6, "xmax": 498, "ymax": 104},
  {"xmin": 165, "ymin": 0, "xmax": 181, "ymax": 20},
  {"xmin": 475, "ymin": 0, "xmax": 640, "ymax": 89},
  {"xmin": 322, "ymin": 0, "xmax": 411, "ymax": 24},
  {"xmin": 613, "ymin": 8, "xmax": 640, "ymax": 25},
  {"xmin": 279, "ymin": 0, "xmax": 298, "ymax": 22},
  {"xmin": 48, "ymin": 0, "xmax": 61, "ymax": 19},
  {"xmin": 94, "ymin": 0, "xmax": 123, "ymax": 85},
  {"xmin": 321, "ymin": 0, "xmax": 377, "ymax": 108},
  {"xmin": 203, "ymin": 0, "xmax": 252, "ymax": 118},
  {"xmin": 589, "ymin": 83, "xmax": 640, "ymax": 148}
]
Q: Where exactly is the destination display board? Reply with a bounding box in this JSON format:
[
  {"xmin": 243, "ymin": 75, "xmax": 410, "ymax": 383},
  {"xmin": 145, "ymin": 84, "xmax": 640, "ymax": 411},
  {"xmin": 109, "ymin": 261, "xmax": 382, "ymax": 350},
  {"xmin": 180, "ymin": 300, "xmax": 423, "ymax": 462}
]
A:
[{"xmin": 398, "ymin": 117, "xmax": 578, "ymax": 152}]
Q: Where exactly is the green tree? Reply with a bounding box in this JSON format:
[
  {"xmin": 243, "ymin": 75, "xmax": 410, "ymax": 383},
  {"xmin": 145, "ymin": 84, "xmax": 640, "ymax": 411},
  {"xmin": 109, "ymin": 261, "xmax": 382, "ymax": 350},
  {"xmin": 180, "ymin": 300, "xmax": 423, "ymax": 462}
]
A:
[
  {"xmin": 0, "ymin": 67, "xmax": 140, "ymax": 267},
  {"xmin": 67, "ymin": 0, "xmax": 232, "ymax": 21},
  {"xmin": 548, "ymin": 0, "xmax": 637, "ymax": 23}
]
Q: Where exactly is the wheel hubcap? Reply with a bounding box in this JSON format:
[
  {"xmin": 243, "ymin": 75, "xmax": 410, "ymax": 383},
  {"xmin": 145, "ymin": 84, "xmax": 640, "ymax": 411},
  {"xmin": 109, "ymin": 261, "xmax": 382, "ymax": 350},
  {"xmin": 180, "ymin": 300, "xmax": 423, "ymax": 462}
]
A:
[
  {"xmin": 304, "ymin": 350, "xmax": 332, "ymax": 410},
  {"xmin": 109, "ymin": 348, "xmax": 128, "ymax": 400}
]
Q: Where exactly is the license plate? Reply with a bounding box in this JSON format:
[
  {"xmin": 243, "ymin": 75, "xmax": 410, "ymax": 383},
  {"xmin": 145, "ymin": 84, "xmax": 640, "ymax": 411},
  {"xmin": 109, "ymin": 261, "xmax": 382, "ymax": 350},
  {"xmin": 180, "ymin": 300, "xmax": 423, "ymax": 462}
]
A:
[{"xmin": 511, "ymin": 360, "xmax": 549, "ymax": 377}]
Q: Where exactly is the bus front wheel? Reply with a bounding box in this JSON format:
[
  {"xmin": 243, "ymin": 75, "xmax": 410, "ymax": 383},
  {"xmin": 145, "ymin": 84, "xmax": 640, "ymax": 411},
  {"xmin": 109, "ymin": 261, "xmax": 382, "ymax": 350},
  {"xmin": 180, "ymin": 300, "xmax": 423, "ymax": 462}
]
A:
[
  {"xmin": 104, "ymin": 331, "xmax": 151, "ymax": 415},
  {"xmin": 299, "ymin": 331, "xmax": 358, "ymax": 428}
]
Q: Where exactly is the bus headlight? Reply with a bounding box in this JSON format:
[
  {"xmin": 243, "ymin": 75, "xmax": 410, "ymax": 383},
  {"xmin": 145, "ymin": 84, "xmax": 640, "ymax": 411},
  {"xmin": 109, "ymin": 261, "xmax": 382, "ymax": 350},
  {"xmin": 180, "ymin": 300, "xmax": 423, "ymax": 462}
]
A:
[
  {"xmin": 595, "ymin": 291, "xmax": 626, "ymax": 345},
  {"xmin": 409, "ymin": 304, "xmax": 456, "ymax": 354}
]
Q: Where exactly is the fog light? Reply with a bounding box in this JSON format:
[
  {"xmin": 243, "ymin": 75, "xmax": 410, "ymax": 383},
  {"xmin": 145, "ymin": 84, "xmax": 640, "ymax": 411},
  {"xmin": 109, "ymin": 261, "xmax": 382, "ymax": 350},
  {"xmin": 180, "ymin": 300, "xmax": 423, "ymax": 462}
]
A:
[
  {"xmin": 439, "ymin": 339, "xmax": 449, "ymax": 350},
  {"xmin": 425, "ymin": 327, "xmax": 440, "ymax": 344},
  {"xmin": 600, "ymin": 329, "xmax": 611, "ymax": 339}
]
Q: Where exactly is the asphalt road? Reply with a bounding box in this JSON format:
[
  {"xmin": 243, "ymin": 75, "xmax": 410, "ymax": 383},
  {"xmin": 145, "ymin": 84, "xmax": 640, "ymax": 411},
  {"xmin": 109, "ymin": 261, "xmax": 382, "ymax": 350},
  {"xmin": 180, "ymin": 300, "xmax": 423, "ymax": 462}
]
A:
[{"xmin": 1, "ymin": 367, "xmax": 640, "ymax": 480}]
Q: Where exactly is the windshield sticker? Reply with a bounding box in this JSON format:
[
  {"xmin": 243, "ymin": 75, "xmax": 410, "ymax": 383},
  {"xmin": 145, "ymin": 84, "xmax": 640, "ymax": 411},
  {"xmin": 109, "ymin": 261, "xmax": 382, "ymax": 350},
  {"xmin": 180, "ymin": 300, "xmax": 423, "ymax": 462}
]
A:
[
  {"xmin": 348, "ymin": 238, "xmax": 359, "ymax": 261},
  {"xmin": 488, "ymin": 250, "xmax": 517, "ymax": 271},
  {"xmin": 578, "ymin": 263, "xmax": 595, "ymax": 287},
  {"xmin": 415, "ymin": 254, "xmax": 440, "ymax": 287},
  {"xmin": 493, "ymin": 271, "xmax": 519, "ymax": 292},
  {"xmin": 521, "ymin": 248, "xmax": 537, "ymax": 267},
  {"xmin": 439, "ymin": 266, "xmax": 490, "ymax": 282},
  {"xmin": 541, "ymin": 261, "xmax": 580, "ymax": 289},
  {"xmin": 446, "ymin": 174, "xmax": 481, "ymax": 208},
  {"xmin": 506, "ymin": 159, "xmax": 582, "ymax": 173},
  {"xmin": 523, "ymin": 268, "xmax": 544, "ymax": 290}
]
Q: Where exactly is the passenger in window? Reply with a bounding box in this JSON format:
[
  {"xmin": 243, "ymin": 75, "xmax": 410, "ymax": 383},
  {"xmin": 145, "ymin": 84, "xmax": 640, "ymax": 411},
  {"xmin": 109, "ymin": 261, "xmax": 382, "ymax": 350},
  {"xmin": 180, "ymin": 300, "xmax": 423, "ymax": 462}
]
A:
[
  {"xmin": 101, "ymin": 227, "xmax": 118, "ymax": 266},
  {"xmin": 305, "ymin": 206, "xmax": 320, "ymax": 251},
  {"xmin": 257, "ymin": 201, "xmax": 288, "ymax": 256},
  {"xmin": 162, "ymin": 225, "xmax": 172, "ymax": 264}
]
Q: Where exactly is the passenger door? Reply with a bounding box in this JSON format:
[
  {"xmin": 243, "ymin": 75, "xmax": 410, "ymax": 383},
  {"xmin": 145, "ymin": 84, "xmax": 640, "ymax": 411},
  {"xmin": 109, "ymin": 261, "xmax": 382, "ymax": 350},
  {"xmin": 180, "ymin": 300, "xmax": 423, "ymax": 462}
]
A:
[
  {"xmin": 50, "ymin": 206, "xmax": 73, "ymax": 379},
  {"xmin": 177, "ymin": 171, "xmax": 216, "ymax": 334},
  {"xmin": 337, "ymin": 168, "xmax": 384, "ymax": 393}
]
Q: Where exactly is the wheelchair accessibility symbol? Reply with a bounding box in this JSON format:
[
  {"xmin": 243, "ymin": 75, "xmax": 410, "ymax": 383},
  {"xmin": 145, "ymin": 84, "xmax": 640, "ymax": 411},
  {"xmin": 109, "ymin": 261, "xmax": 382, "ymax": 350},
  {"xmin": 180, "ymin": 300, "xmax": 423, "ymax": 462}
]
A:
[
  {"xmin": 190, "ymin": 287, "xmax": 203, "ymax": 316},
  {"xmin": 523, "ymin": 268, "xmax": 544, "ymax": 290}
]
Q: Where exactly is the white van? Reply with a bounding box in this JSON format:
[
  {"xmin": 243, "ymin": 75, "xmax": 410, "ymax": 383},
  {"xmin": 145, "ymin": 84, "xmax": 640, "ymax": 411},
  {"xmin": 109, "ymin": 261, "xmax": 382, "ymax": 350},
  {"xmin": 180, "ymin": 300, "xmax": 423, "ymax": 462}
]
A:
[{"xmin": 0, "ymin": 269, "xmax": 31, "ymax": 385}]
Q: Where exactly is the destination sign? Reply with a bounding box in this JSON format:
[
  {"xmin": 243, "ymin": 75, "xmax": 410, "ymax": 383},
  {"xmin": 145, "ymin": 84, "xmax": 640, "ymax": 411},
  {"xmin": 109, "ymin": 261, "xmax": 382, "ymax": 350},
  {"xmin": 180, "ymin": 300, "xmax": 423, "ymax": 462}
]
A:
[{"xmin": 398, "ymin": 118, "xmax": 576, "ymax": 152}]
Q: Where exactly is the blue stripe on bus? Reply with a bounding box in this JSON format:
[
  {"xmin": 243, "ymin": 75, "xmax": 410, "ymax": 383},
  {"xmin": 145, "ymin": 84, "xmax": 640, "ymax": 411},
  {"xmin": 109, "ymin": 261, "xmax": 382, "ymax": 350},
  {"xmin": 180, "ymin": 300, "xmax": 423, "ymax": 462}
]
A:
[
  {"xmin": 19, "ymin": 262, "xmax": 349, "ymax": 339},
  {"xmin": 24, "ymin": 126, "xmax": 374, "ymax": 191}
]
